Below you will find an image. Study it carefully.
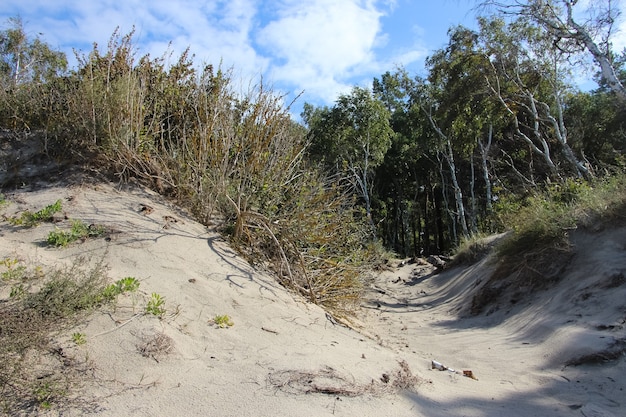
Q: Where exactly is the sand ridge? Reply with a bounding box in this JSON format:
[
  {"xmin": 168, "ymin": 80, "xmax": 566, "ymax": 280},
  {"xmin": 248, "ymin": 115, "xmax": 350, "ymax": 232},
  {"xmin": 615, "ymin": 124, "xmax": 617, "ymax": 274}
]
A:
[{"xmin": 0, "ymin": 179, "xmax": 624, "ymax": 416}]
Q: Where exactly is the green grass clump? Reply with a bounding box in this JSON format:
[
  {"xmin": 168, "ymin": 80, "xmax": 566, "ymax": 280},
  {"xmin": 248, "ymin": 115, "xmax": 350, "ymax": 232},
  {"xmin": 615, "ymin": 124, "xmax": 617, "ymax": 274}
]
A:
[
  {"xmin": 211, "ymin": 314, "xmax": 234, "ymax": 328},
  {"xmin": 71, "ymin": 332, "xmax": 86, "ymax": 346},
  {"xmin": 145, "ymin": 293, "xmax": 166, "ymax": 318},
  {"xmin": 451, "ymin": 233, "xmax": 494, "ymax": 266},
  {"xmin": 46, "ymin": 219, "xmax": 106, "ymax": 247},
  {"xmin": 7, "ymin": 199, "xmax": 62, "ymax": 227}
]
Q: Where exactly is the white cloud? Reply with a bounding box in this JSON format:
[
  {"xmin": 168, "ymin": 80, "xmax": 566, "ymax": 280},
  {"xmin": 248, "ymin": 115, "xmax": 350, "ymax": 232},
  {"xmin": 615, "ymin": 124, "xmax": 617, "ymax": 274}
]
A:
[
  {"xmin": 1, "ymin": 0, "xmax": 409, "ymax": 107},
  {"xmin": 255, "ymin": 0, "xmax": 388, "ymax": 103}
]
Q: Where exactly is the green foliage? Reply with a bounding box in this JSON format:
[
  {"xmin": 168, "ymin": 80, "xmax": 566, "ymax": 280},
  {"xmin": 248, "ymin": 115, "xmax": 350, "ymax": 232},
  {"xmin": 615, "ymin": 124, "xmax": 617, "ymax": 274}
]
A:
[
  {"xmin": 71, "ymin": 332, "xmax": 86, "ymax": 346},
  {"xmin": 304, "ymin": 86, "xmax": 393, "ymax": 169},
  {"xmin": 46, "ymin": 219, "xmax": 106, "ymax": 247},
  {"xmin": 7, "ymin": 199, "xmax": 62, "ymax": 227},
  {"xmin": 0, "ymin": 17, "xmax": 67, "ymax": 87},
  {"xmin": 101, "ymin": 276, "xmax": 140, "ymax": 302},
  {"xmin": 0, "ymin": 257, "xmax": 26, "ymax": 280},
  {"xmin": 496, "ymin": 174, "xmax": 626, "ymax": 258},
  {"xmin": 24, "ymin": 261, "xmax": 110, "ymax": 319},
  {"xmin": 211, "ymin": 314, "xmax": 234, "ymax": 328},
  {"xmin": 145, "ymin": 293, "xmax": 166, "ymax": 317}
]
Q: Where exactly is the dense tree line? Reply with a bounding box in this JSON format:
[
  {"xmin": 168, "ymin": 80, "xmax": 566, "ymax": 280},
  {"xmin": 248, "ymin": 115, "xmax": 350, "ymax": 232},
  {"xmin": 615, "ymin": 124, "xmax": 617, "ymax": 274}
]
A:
[{"xmin": 303, "ymin": 0, "xmax": 626, "ymax": 256}]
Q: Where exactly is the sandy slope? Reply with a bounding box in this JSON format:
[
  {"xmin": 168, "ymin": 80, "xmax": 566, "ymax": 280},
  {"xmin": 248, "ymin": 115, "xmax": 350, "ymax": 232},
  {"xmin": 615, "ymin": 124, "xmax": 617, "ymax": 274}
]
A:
[{"xmin": 1, "ymin": 179, "xmax": 624, "ymax": 417}]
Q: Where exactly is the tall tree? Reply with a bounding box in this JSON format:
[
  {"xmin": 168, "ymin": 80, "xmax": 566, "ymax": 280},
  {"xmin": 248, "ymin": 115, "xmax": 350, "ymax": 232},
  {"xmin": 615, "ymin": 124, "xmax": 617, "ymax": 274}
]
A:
[
  {"xmin": 303, "ymin": 87, "xmax": 393, "ymax": 235},
  {"xmin": 482, "ymin": 0, "xmax": 626, "ymax": 101},
  {"xmin": 0, "ymin": 17, "xmax": 67, "ymax": 87},
  {"xmin": 479, "ymin": 17, "xmax": 592, "ymax": 179}
]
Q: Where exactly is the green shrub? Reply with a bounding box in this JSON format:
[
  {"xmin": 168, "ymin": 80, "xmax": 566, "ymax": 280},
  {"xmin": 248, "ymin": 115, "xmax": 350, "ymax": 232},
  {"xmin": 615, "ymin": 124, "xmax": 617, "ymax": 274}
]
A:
[
  {"xmin": 7, "ymin": 199, "xmax": 62, "ymax": 227},
  {"xmin": 24, "ymin": 260, "xmax": 109, "ymax": 318},
  {"xmin": 46, "ymin": 220, "xmax": 106, "ymax": 247},
  {"xmin": 496, "ymin": 174, "xmax": 626, "ymax": 259}
]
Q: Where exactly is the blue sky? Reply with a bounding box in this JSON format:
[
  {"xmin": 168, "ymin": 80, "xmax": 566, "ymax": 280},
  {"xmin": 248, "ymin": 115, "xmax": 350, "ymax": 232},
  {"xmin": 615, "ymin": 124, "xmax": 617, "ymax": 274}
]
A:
[{"xmin": 2, "ymin": 1, "xmax": 624, "ymax": 114}]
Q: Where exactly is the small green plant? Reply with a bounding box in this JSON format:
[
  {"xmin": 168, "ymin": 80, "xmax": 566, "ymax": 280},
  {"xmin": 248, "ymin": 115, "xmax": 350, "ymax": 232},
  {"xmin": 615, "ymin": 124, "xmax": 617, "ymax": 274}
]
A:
[
  {"xmin": 116, "ymin": 276, "xmax": 140, "ymax": 292},
  {"xmin": 1, "ymin": 257, "xmax": 26, "ymax": 281},
  {"xmin": 7, "ymin": 199, "xmax": 62, "ymax": 227},
  {"xmin": 101, "ymin": 276, "xmax": 140, "ymax": 301},
  {"xmin": 46, "ymin": 220, "xmax": 106, "ymax": 247},
  {"xmin": 46, "ymin": 228, "xmax": 73, "ymax": 247},
  {"xmin": 145, "ymin": 293, "xmax": 166, "ymax": 317},
  {"xmin": 32, "ymin": 379, "xmax": 65, "ymax": 409},
  {"xmin": 211, "ymin": 314, "xmax": 234, "ymax": 328},
  {"xmin": 71, "ymin": 332, "xmax": 86, "ymax": 346},
  {"xmin": 9, "ymin": 283, "xmax": 26, "ymax": 299}
]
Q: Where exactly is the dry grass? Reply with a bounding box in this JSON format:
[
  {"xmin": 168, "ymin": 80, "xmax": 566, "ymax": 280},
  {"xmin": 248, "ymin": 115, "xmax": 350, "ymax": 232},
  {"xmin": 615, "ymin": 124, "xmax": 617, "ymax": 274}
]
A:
[
  {"xmin": 267, "ymin": 360, "xmax": 421, "ymax": 397},
  {"xmin": 137, "ymin": 331, "xmax": 174, "ymax": 362}
]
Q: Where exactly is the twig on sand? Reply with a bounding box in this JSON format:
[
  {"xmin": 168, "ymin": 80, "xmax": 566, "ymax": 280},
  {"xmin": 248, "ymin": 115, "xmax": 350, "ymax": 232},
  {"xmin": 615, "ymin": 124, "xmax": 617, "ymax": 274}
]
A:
[{"xmin": 93, "ymin": 313, "xmax": 143, "ymax": 337}]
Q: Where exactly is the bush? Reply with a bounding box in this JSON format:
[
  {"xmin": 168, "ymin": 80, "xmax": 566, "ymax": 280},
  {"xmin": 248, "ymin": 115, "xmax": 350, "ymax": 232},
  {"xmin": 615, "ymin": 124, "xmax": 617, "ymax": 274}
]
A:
[
  {"xmin": 496, "ymin": 174, "xmax": 626, "ymax": 259},
  {"xmin": 0, "ymin": 259, "xmax": 111, "ymax": 412}
]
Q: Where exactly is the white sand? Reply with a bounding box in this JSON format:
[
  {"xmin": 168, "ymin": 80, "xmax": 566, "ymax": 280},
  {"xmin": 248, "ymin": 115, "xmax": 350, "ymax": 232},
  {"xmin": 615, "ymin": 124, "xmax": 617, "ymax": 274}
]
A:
[{"xmin": 1, "ymin": 180, "xmax": 624, "ymax": 417}]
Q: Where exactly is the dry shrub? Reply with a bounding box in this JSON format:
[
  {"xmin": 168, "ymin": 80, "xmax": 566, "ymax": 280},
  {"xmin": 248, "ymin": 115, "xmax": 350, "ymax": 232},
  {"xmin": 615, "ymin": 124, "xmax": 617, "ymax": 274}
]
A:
[
  {"xmin": 4, "ymin": 28, "xmax": 381, "ymax": 313},
  {"xmin": 55, "ymin": 30, "xmax": 378, "ymax": 313},
  {"xmin": 137, "ymin": 331, "xmax": 173, "ymax": 362}
]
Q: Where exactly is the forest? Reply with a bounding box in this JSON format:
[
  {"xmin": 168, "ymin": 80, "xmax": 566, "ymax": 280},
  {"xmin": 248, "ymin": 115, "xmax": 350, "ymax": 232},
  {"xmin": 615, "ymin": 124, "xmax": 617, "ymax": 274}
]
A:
[{"xmin": 1, "ymin": 0, "xmax": 625, "ymax": 312}]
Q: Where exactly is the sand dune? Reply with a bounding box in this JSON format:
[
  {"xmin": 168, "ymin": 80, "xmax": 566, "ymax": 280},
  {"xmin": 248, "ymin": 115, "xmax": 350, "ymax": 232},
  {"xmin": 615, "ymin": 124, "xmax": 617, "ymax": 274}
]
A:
[{"xmin": 1, "ymin": 179, "xmax": 624, "ymax": 416}]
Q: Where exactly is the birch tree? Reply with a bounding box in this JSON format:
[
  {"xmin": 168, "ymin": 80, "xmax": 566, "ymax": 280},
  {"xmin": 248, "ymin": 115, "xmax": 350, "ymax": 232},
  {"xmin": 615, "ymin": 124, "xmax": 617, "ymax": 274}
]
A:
[{"xmin": 482, "ymin": 0, "xmax": 626, "ymax": 101}]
